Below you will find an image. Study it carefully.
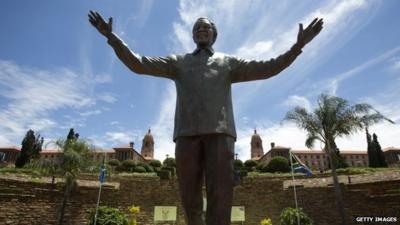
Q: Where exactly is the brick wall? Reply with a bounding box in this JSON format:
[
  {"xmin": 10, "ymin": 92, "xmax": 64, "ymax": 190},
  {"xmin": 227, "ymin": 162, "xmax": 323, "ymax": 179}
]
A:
[{"xmin": 0, "ymin": 175, "xmax": 399, "ymax": 225}]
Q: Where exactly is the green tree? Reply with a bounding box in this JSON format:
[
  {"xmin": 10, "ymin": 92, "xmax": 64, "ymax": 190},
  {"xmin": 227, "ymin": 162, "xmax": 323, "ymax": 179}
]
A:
[
  {"xmin": 233, "ymin": 159, "xmax": 243, "ymax": 169},
  {"xmin": 57, "ymin": 130, "xmax": 91, "ymax": 225},
  {"xmin": 284, "ymin": 94, "xmax": 393, "ymax": 225},
  {"xmin": 372, "ymin": 133, "xmax": 388, "ymax": 167},
  {"xmin": 15, "ymin": 129, "xmax": 44, "ymax": 168},
  {"xmin": 366, "ymin": 128, "xmax": 378, "ymax": 167},
  {"xmin": 263, "ymin": 156, "xmax": 290, "ymax": 173},
  {"xmin": 163, "ymin": 157, "xmax": 176, "ymax": 167}
]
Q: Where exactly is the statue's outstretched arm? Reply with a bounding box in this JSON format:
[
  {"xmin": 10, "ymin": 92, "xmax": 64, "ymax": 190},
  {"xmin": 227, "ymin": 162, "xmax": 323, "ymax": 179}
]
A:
[
  {"xmin": 88, "ymin": 10, "xmax": 175, "ymax": 79},
  {"xmin": 230, "ymin": 18, "xmax": 323, "ymax": 83}
]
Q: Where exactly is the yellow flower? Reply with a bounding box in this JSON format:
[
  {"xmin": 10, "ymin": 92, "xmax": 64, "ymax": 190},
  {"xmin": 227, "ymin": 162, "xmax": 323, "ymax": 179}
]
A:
[
  {"xmin": 260, "ymin": 218, "xmax": 272, "ymax": 225},
  {"xmin": 129, "ymin": 206, "xmax": 140, "ymax": 215}
]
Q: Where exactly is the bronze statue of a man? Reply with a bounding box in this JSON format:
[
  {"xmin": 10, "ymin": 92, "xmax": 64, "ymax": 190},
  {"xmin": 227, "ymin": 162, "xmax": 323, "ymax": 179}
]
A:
[{"xmin": 89, "ymin": 11, "xmax": 322, "ymax": 225}]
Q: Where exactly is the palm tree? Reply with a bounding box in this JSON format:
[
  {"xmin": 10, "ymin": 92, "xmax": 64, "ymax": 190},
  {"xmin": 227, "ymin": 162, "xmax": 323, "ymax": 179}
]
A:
[
  {"xmin": 284, "ymin": 94, "xmax": 393, "ymax": 225},
  {"xmin": 57, "ymin": 137, "xmax": 91, "ymax": 225}
]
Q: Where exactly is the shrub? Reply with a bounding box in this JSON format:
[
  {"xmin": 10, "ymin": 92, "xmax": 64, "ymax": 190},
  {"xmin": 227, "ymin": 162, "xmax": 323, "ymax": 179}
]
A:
[
  {"xmin": 136, "ymin": 161, "xmax": 147, "ymax": 167},
  {"xmin": 149, "ymin": 160, "xmax": 162, "ymax": 168},
  {"xmin": 86, "ymin": 206, "xmax": 128, "ymax": 225},
  {"xmin": 234, "ymin": 159, "xmax": 243, "ymax": 169},
  {"xmin": 244, "ymin": 159, "xmax": 258, "ymax": 168},
  {"xmin": 244, "ymin": 159, "xmax": 259, "ymax": 172},
  {"xmin": 263, "ymin": 157, "xmax": 290, "ymax": 173},
  {"xmin": 121, "ymin": 160, "xmax": 136, "ymax": 172},
  {"xmin": 257, "ymin": 162, "xmax": 267, "ymax": 171},
  {"xmin": 108, "ymin": 159, "xmax": 120, "ymax": 167},
  {"xmin": 163, "ymin": 158, "xmax": 176, "ymax": 167},
  {"xmin": 134, "ymin": 166, "xmax": 146, "ymax": 173},
  {"xmin": 145, "ymin": 165, "xmax": 154, "ymax": 173},
  {"xmin": 279, "ymin": 207, "xmax": 313, "ymax": 225},
  {"xmin": 137, "ymin": 162, "xmax": 153, "ymax": 172}
]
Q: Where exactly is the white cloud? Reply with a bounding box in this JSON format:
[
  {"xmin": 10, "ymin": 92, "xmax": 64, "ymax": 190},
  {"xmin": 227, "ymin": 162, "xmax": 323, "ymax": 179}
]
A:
[
  {"xmin": 235, "ymin": 122, "xmax": 309, "ymax": 160},
  {"xmin": 88, "ymin": 130, "xmax": 143, "ymax": 148},
  {"xmin": 110, "ymin": 121, "xmax": 120, "ymax": 126},
  {"xmin": 0, "ymin": 60, "xmax": 106, "ymax": 146},
  {"xmin": 390, "ymin": 58, "xmax": 400, "ymax": 72},
  {"xmin": 126, "ymin": 0, "xmax": 154, "ymax": 29},
  {"xmin": 105, "ymin": 132, "xmax": 135, "ymax": 143},
  {"xmin": 315, "ymin": 46, "xmax": 400, "ymax": 95},
  {"xmin": 79, "ymin": 110, "xmax": 102, "ymax": 117},
  {"xmin": 236, "ymin": 41, "xmax": 273, "ymax": 59},
  {"xmin": 150, "ymin": 83, "xmax": 176, "ymax": 160},
  {"xmin": 97, "ymin": 93, "xmax": 117, "ymax": 103},
  {"xmin": 94, "ymin": 73, "xmax": 113, "ymax": 84},
  {"xmin": 282, "ymin": 95, "xmax": 311, "ymax": 111}
]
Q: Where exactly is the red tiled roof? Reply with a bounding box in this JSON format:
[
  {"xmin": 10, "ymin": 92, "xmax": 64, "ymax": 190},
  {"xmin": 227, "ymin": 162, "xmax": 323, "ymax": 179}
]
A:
[
  {"xmin": 91, "ymin": 149, "xmax": 115, "ymax": 154},
  {"xmin": 114, "ymin": 144, "xmax": 135, "ymax": 149},
  {"xmin": 383, "ymin": 147, "xmax": 400, "ymax": 152},
  {"xmin": 272, "ymin": 146, "xmax": 291, "ymax": 150},
  {"xmin": 0, "ymin": 146, "xmax": 21, "ymax": 152},
  {"xmin": 292, "ymin": 149, "xmax": 367, "ymax": 155}
]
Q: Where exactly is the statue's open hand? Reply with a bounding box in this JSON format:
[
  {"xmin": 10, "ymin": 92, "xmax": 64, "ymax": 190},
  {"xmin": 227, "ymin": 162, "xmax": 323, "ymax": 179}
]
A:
[
  {"xmin": 88, "ymin": 10, "xmax": 113, "ymax": 38},
  {"xmin": 297, "ymin": 18, "xmax": 323, "ymax": 48}
]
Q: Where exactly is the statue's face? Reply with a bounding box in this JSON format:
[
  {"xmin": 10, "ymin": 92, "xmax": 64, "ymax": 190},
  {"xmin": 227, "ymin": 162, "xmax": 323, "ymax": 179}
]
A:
[{"xmin": 193, "ymin": 18, "xmax": 214, "ymax": 48}]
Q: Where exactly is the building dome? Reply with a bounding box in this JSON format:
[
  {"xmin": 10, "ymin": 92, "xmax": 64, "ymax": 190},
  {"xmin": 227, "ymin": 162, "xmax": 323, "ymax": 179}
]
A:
[
  {"xmin": 141, "ymin": 129, "xmax": 154, "ymax": 160},
  {"xmin": 250, "ymin": 129, "xmax": 264, "ymax": 160},
  {"xmin": 143, "ymin": 129, "xmax": 154, "ymax": 145}
]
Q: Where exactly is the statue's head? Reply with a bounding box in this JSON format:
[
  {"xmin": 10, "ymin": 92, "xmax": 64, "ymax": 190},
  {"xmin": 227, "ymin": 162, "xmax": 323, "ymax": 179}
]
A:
[{"xmin": 192, "ymin": 17, "xmax": 218, "ymax": 48}]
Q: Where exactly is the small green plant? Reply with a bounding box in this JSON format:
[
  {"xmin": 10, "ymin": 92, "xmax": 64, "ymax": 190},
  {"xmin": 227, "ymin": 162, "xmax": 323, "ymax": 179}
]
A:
[
  {"xmin": 279, "ymin": 207, "xmax": 312, "ymax": 225},
  {"xmin": 87, "ymin": 206, "xmax": 128, "ymax": 225},
  {"xmin": 260, "ymin": 218, "xmax": 273, "ymax": 225}
]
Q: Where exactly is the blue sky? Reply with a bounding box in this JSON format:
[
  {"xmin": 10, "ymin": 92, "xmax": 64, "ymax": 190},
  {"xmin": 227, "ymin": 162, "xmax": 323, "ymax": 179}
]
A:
[{"xmin": 1, "ymin": 0, "xmax": 400, "ymax": 160}]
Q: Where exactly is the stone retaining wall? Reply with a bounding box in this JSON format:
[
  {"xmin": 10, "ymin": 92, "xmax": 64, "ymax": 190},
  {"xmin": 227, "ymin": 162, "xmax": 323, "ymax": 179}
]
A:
[{"xmin": 0, "ymin": 175, "xmax": 399, "ymax": 225}]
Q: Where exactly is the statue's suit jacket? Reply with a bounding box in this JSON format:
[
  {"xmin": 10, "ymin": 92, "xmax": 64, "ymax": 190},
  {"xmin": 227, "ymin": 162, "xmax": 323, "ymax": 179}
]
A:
[{"xmin": 107, "ymin": 33, "xmax": 302, "ymax": 141}]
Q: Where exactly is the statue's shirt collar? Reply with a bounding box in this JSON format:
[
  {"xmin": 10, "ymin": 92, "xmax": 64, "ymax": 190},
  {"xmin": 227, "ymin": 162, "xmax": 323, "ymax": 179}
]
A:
[{"xmin": 192, "ymin": 47, "xmax": 215, "ymax": 56}]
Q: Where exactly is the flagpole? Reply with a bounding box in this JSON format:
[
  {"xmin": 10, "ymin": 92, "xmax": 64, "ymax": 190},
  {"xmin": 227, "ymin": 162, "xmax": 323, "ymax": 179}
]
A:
[
  {"xmin": 289, "ymin": 150, "xmax": 301, "ymax": 225},
  {"xmin": 94, "ymin": 182, "xmax": 103, "ymax": 225},
  {"xmin": 94, "ymin": 153, "xmax": 106, "ymax": 225}
]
